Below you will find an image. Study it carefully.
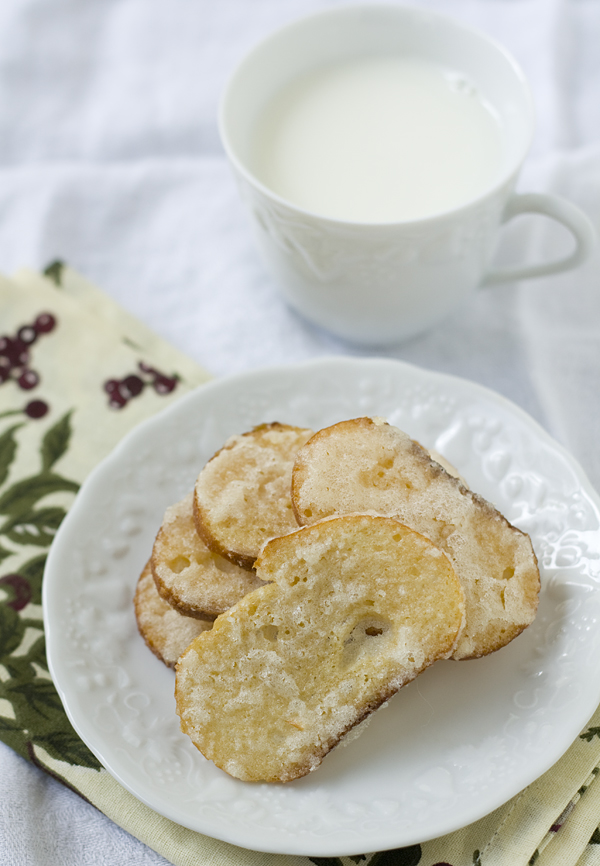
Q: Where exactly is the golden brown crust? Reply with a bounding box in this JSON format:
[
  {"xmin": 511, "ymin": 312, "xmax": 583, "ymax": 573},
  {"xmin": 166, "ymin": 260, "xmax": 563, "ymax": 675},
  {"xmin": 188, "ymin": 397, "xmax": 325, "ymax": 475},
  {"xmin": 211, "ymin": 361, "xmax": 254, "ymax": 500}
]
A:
[
  {"xmin": 134, "ymin": 560, "xmax": 212, "ymax": 668},
  {"xmin": 152, "ymin": 492, "xmax": 265, "ymax": 620},
  {"xmin": 291, "ymin": 417, "xmax": 540, "ymax": 661},
  {"xmin": 175, "ymin": 514, "xmax": 464, "ymax": 782},
  {"xmin": 192, "ymin": 491, "xmax": 254, "ymax": 571},
  {"xmin": 193, "ymin": 422, "xmax": 313, "ymax": 570}
]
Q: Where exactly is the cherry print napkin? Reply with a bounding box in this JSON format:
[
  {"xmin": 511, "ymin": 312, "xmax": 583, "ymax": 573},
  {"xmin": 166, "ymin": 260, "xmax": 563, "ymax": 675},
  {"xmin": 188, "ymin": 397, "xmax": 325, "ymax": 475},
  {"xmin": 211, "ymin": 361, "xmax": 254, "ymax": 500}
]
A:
[{"xmin": 2, "ymin": 265, "xmax": 600, "ymax": 866}]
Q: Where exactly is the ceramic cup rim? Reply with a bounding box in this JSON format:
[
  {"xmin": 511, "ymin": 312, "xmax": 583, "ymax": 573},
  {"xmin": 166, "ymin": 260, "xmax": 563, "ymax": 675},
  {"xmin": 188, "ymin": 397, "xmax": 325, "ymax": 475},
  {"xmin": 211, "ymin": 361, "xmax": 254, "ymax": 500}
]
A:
[{"xmin": 218, "ymin": 2, "xmax": 535, "ymax": 228}]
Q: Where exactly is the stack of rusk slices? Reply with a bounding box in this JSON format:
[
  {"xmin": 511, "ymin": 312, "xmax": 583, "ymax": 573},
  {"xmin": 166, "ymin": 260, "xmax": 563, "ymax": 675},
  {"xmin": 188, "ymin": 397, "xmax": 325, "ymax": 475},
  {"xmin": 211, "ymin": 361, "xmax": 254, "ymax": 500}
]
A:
[{"xmin": 134, "ymin": 417, "xmax": 540, "ymax": 783}]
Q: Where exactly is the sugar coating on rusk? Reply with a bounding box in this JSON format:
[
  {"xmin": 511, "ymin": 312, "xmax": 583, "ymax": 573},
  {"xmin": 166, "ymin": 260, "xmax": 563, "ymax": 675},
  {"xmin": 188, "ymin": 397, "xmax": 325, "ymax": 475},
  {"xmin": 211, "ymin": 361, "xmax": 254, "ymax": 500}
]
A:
[
  {"xmin": 291, "ymin": 417, "xmax": 540, "ymax": 661},
  {"xmin": 193, "ymin": 422, "xmax": 313, "ymax": 570},
  {"xmin": 152, "ymin": 493, "xmax": 264, "ymax": 620},
  {"xmin": 134, "ymin": 561, "xmax": 212, "ymax": 669},
  {"xmin": 175, "ymin": 514, "xmax": 465, "ymax": 783}
]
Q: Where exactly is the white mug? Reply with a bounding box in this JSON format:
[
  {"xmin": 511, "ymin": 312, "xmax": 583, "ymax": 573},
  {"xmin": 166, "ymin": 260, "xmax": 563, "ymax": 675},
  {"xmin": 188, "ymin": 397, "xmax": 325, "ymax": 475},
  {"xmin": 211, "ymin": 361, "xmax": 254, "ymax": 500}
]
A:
[{"xmin": 219, "ymin": 4, "xmax": 596, "ymax": 346}]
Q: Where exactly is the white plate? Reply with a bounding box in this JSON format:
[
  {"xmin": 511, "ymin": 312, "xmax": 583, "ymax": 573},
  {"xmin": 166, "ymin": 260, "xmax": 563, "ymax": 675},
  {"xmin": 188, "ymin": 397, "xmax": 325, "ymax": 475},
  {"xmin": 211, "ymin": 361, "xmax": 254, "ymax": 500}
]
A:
[{"xmin": 44, "ymin": 357, "xmax": 600, "ymax": 857}]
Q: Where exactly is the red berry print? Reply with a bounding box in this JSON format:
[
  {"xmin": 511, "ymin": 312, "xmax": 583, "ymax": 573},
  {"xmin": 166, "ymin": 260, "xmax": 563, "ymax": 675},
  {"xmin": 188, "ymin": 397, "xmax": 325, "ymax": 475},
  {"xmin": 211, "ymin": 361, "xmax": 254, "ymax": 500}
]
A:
[
  {"xmin": 18, "ymin": 369, "xmax": 39, "ymax": 390},
  {"xmin": 103, "ymin": 362, "xmax": 180, "ymax": 409},
  {"xmin": 121, "ymin": 375, "xmax": 144, "ymax": 398},
  {"xmin": 0, "ymin": 574, "xmax": 33, "ymax": 611},
  {"xmin": 17, "ymin": 325, "xmax": 38, "ymax": 345},
  {"xmin": 110, "ymin": 394, "xmax": 128, "ymax": 409},
  {"xmin": 34, "ymin": 312, "xmax": 56, "ymax": 334},
  {"xmin": 153, "ymin": 374, "xmax": 177, "ymax": 395},
  {"xmin": 104, "ymin": 379, "xmax": 121, "ymax": 395},
  {"xmin": 2, "ymin": 337, "xmax": 29, "ymax": 368},
  {"xmin": 24, "ymin": 399, "xmax": 49, "ymax": 419},
  {"xmin": 0, "ymin": 312, "xmax": 57, "ymax": 394}
]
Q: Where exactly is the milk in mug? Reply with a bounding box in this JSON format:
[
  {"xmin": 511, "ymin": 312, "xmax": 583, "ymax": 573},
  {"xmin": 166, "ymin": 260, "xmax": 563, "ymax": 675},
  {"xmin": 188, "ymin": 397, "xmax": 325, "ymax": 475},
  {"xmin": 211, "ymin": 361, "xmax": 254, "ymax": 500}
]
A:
[{"xmin": 250, "ymin": 56, "xmax": 506, "ymax": 223}]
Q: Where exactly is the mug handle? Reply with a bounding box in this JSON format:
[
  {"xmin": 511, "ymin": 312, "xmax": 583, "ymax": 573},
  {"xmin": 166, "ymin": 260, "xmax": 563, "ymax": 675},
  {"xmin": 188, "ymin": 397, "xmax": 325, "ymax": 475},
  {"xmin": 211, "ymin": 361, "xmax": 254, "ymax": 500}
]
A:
[{"xmin": 482, "ymin": 192, "xmax": 596, "ymax": 286}]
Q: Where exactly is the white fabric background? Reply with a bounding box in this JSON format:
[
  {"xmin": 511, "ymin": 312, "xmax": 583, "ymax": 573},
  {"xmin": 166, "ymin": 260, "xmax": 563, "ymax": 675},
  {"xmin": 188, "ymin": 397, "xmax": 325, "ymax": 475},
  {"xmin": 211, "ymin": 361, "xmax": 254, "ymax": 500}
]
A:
[{"xmin": 0, "ymin": 1, "xmax": 599, "ymax": 863}]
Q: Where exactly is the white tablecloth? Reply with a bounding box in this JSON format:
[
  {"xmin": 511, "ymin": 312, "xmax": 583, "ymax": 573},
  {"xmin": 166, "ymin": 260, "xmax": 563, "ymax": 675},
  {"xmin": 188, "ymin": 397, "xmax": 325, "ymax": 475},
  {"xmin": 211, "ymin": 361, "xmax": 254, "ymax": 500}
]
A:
[{"xmin": 1, "ymin": 1, "xmax": 599, "ymax": 863}]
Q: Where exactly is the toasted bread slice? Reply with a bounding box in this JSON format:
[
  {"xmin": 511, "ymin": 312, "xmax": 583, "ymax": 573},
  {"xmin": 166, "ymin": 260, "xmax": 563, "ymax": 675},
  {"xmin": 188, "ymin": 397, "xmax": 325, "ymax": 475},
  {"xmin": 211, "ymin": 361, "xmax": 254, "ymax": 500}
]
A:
[
  {"xmin": 291, "ymin": 417, "xmax": 540, "ymax": 661},
  {"xmin": 134, "ymin": 561, "xmax": 212, "ymax": 668},
  {"xmin": 152, "ymin": 493, "xmax": 264, "ymax": 620},
  {"xmin": 175, "ymin": 514, "xmax": 464, "ymax": 783},
  {"xmin": 193, "ymin": 422, "xmax": 313, "ymax": 570}
]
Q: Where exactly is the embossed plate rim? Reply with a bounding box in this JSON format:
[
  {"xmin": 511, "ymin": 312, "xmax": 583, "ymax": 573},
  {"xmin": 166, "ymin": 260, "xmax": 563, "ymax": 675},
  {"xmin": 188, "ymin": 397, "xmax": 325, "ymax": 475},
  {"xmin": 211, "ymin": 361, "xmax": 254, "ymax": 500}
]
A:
[{"xmin": 44, "ymin": 356, "xmax": 600, "ymax": 856}]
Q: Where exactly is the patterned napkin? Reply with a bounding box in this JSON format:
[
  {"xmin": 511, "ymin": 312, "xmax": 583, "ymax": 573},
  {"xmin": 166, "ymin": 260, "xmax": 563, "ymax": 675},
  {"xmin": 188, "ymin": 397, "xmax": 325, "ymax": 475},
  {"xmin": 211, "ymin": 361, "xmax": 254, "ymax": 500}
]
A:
[{"xmin": 2, "ymin": 265, "xmax": 600, "ymax": 866}]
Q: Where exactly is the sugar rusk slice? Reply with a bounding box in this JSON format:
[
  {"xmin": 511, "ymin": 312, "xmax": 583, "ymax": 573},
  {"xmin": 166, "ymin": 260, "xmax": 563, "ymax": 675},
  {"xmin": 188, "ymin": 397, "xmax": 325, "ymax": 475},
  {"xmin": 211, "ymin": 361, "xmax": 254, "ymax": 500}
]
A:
[
  {"xmin": 193, "ymin": 422, "xmax": 313, "ymax": 570},
  {"xmin": 291, "ymin": 416, "xmax": 540, "ymax": 661},
  {"xmin": 134, "ymin": 561, "xmax": 212, "ymax": 668},
  {"xmin": 152, "ymin": 492, "xmax": 264, "ymax": 620},
  {"xmin": 175, "ymin": 513, "xmax": 465, "ymax": 783}
]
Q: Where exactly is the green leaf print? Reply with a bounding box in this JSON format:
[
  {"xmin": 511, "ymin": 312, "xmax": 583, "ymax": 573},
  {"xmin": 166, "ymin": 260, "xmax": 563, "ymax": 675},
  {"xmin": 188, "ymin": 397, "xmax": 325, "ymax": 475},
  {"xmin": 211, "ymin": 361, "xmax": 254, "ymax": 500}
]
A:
[
  {"xmin": 14, "ymin": 554, "xmax": 47, "ymax": 606},
  {"xmin": 0, "ymin": 407, "xmax": 102, "ymax": 773},
  {"xmin": 368, "ymin": 847, "xmax": 422, "ymax": 865},
  {"xmin": 0, "ymin": 679, "xmax": 102, "ymax": 771},
  {"xmin": 1, "ymin": 667, "xmax": 102, "ymax": 771},
  {"xmin": 43, "ymin": 259, "xmax": 65, "ymax": 287},
  {"xmin": 589, "ymin": 826, "xmax": 600, "ymax": 844},
  {"xmin": 12, "ymin": 626, "xmax": 48, "ymax": 672},
  {"xmin": 0, "ymin": 604, "xmax": 101, "ymax": 771},
  {"xmin": 40, "ymin": 411, "xmax": 73, "ymax": 472},
  {"xmin": 8, "ymin": 680, "xmax": 67, "ymax": 720},
  {"xmin": 0, "ymin": 424, "xmax": 22, "ymax": 488},
  {"xmin": 34, "ymin": 730, "xmax": 102, "ymax": 769},
  {"xmin": 3, "ymin": 650, "xmax": 47, "ymax": 688},
  {"xmin": 3, "ymin": 506, "xmax": 66, "ymax": 547},
  {"xmin": 310, "ymin": 856, "xmax": 367, "ymax": 866},
  {"xmin": 0, "ymin": 472, "xmax": 79, "ymax": 520},
  {"xmin": 580, "ymin": 727, "xmax": 600, "ymax": 743},
  {"xmin": 0, "ymin": 604, "xmax": 24, "ymax": 658},
  {"xmin": 0, "ymin": 716, "xmax": 22, "ymax": 735}
]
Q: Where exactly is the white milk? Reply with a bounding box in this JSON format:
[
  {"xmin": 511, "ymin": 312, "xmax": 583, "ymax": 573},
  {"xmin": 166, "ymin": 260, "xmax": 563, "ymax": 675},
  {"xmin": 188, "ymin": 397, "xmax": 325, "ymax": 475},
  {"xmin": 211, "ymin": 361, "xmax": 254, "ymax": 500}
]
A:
[{"xmin": 250, "ymin": 56, "xmax": 506, "ymax": 223}]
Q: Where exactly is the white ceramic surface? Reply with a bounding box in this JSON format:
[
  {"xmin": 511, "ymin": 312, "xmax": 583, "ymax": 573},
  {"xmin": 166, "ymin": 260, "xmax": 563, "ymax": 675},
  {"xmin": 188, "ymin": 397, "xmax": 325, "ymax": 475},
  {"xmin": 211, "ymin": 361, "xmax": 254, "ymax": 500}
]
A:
[
  {"xmin": 220, "ymin": 5, "xmax": 596, "ymax": 345},
  {"xmin": 44, "ymin": 358, "xmax": 600, "ymax": 857}
]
